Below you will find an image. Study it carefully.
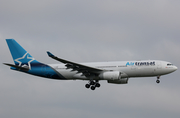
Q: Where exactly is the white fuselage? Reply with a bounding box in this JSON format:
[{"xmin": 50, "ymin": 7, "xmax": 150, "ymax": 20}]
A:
[
  {"xmin": 5, "ymin": 39, "xmax": 178, "ymax": 90},
  {"xmin": 48, "ymin": 60, "xmax": 177, "ymax": 80}
]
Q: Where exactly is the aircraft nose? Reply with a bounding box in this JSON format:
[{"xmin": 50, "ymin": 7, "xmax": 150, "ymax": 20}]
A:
[{"xmin": 174, "ymin": 66, "xmax": 178, "ymax": 71}]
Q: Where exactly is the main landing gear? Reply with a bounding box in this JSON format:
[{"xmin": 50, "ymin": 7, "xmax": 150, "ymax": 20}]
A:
[
  {"xmin": 156, "ymin": 76, "xmax": 160, "ymax": 84},
  {"xmin": 85, "ymin": 80, "xmax": 101, "ymax": 90}
]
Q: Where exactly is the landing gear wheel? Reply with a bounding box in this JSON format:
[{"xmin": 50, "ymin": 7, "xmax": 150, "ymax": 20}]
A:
[
  {"xmin": 85, "ymin": 84, "xmax": 90, "ymax": 88},
  {"xmin": 86, "ymin": 80, "xmax": 100, "ymax": 90},
  {"xmin": 156, "ymin": 80, "xmax": 160, "ymax": 84},
  {"xmin": 91, "ymin": 86, "xmax": 96, "ymax": 90},
  {"xmin": 95, "ymin": 83, "xmax": 100, "ymax": 88},
  {"xmin": 90, "ymin": 81, "xmax": 95, "ymax": 85}
]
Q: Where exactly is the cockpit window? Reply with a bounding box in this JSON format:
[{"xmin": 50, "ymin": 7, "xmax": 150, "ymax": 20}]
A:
[{"xmin": 167, "ymin": 63, "xmax": 173, "ymax": 66}]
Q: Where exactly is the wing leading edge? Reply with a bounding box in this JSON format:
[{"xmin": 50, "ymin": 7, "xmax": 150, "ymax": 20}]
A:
[{"xmin": 47, "ymin": 51, "xmax": 103, "ymax": 77}]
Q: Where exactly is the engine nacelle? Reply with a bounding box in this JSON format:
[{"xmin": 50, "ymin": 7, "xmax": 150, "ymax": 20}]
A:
[
  {"xmin": 99, "ymin": 71, "xmax": 121, "ymax": 80},
  {"xmin": 107, "ymin": 78, "xmax": 128, "ymax": 84}
]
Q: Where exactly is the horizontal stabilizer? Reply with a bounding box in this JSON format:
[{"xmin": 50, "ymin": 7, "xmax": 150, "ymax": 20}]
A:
[{"xmin": 3, "ymin": 63, "xmax": 29, "ymax": 71}]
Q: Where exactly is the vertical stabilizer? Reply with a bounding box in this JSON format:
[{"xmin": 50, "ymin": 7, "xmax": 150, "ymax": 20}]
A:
[{"xmin": 6, "ymin": 39, "xmax": 39, "ymax": 69}]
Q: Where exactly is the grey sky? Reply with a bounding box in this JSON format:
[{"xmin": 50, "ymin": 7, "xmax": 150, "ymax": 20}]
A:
[{"xmin": 0, "ymin": 0, "xmax": 180, "ymax": 118}]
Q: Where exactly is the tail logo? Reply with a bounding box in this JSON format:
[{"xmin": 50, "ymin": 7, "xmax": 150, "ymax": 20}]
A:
[{"xmin": 14, "ymin": 52, "xmax": 35, "ymax": 70}]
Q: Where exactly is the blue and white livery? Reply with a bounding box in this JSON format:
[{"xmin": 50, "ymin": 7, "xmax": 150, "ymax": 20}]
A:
[{"xmin": 4, "ymin": 39, "xmax": 178, "ymax": 90}]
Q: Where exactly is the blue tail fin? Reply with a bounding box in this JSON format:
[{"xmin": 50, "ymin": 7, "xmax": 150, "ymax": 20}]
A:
[
  {"xmin": 5, "ymin": 39, "xmax": 63, "ymax": 79},
  {"xmin": 6, "ymin": 39, "xmax": 39, "ymax": 69}
]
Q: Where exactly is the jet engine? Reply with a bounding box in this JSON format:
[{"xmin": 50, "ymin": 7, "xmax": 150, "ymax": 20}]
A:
[
  {"xmin": 99, "ymin": 71, "xmax": 128, "ymax": 84},
  {"xmin": 99, "ymin": 71, "xmax": 121, "ymax": 80}
]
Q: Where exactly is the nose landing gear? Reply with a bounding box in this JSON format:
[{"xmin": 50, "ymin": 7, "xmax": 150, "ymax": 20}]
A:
[{"xmin": 156, "ymin": 76, "xmax": 160, "ymax": 84}]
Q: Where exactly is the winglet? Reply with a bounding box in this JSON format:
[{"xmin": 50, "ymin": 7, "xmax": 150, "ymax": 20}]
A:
[{"xmin": 47, "ymin": 51, "xmax": 55, "ymax": 57}]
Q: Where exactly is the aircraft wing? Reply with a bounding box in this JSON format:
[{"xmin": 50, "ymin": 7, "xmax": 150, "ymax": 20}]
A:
[{"xmin": 47, "ymin": 51, "xmax": 103, "ymax": 77}]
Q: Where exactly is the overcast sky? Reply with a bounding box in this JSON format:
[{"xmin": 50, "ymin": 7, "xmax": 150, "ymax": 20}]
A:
[{"xmin": 0, "ymin": 0, "xmax": 180, "ymax": 118}]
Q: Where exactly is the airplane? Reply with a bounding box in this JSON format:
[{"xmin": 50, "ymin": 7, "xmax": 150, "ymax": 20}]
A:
[{"xmin": 3, "ymin": 39, "xmax": 178, "ymax": 90}]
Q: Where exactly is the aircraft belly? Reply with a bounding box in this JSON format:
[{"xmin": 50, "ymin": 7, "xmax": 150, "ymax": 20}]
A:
[
  {"xmin": 56, "ymin": 70, "xmax": 74, "ymax": 79},
  {"xmin": 125, "ymin": 67, "xmax": 155, "ymax": 77},
  {"xmin": 73, "ymin": 74, "xmax": 88, "ymax": 80},
  {"xmin": 55, "ymin": 69, "xmax": 88, "ymax": 80}
]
